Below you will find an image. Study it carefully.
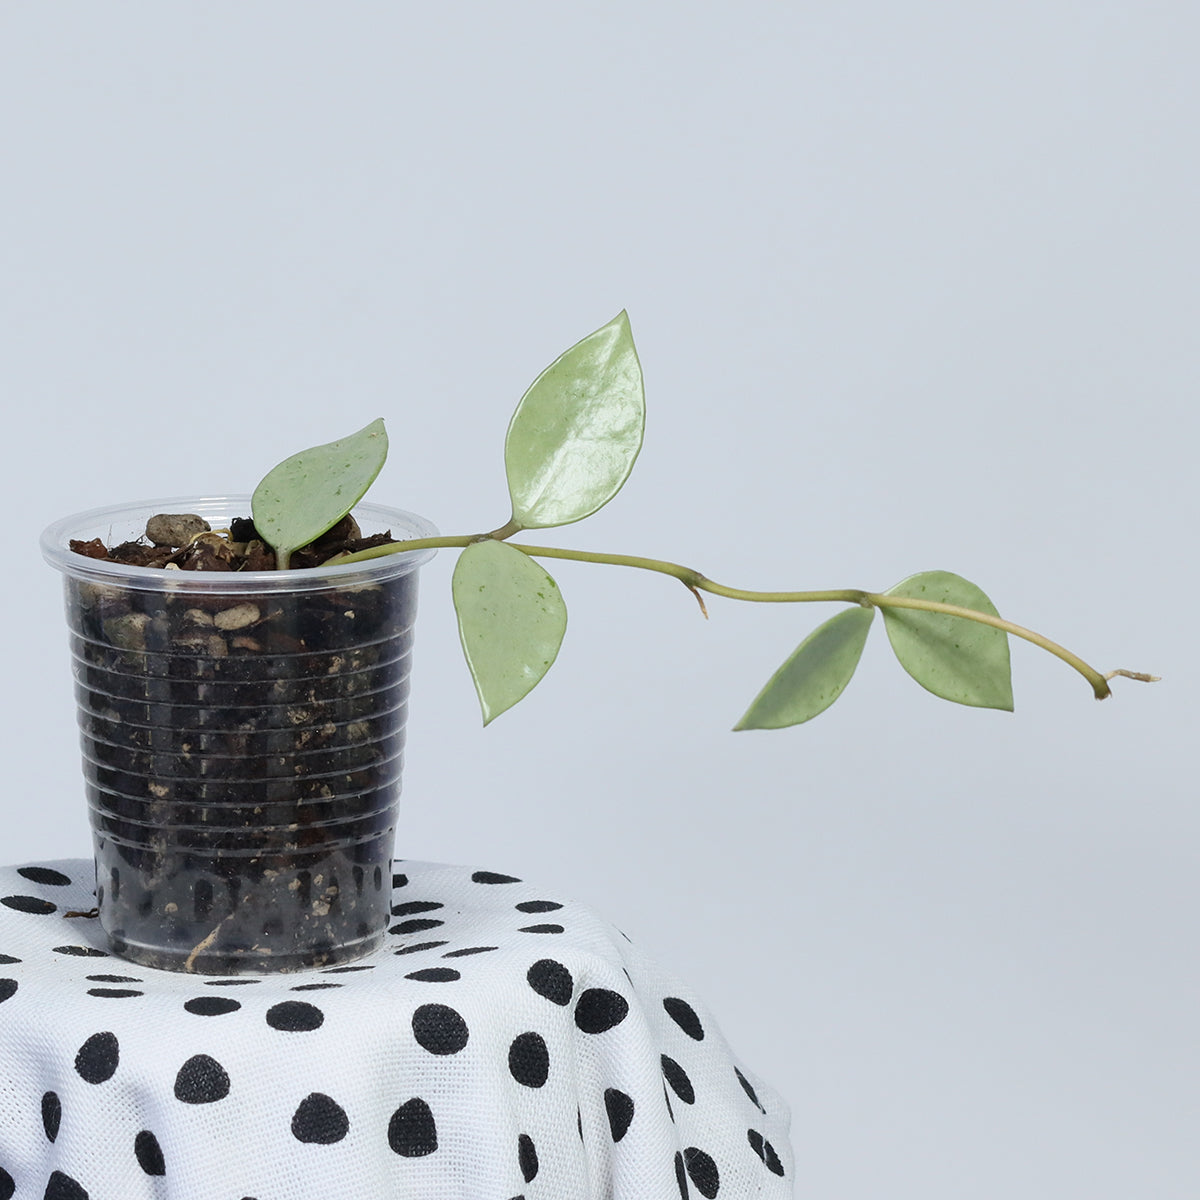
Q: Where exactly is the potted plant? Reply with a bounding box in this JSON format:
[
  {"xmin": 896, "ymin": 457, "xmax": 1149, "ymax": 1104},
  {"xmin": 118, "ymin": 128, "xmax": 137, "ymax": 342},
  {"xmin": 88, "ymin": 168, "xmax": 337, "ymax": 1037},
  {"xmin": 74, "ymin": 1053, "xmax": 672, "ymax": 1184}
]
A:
[
  {"xmin": 40, "ymin": 312, "xmax": 1152, "ymax": 974},
  {"xmin": 41, "ymin": 493, "xmax": 436, "ymax": 974}
]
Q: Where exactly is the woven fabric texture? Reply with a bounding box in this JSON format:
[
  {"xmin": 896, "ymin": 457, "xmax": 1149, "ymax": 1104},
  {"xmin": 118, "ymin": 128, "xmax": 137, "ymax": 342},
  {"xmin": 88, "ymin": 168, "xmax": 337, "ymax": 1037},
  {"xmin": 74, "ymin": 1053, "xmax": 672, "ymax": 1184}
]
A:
[{"xmin": 0, "ymin": 860, "xmax": 792, "ymax": 1199}]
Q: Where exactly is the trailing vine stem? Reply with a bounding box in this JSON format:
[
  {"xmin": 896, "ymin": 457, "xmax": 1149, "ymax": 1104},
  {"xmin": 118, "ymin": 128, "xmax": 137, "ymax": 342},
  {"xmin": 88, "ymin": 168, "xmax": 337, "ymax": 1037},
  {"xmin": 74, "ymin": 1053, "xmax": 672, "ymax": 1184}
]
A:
[{"xmin": 334, "ymin": 533, "xmax": 1149, "ymax": 701}]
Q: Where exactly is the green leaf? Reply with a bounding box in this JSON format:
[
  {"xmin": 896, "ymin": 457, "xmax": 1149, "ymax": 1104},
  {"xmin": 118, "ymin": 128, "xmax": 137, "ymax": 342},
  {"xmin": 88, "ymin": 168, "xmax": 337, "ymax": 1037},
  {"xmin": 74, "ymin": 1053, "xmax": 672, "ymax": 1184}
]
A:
[
  {"xmin": 251, "ymin": 419, "xmax": 389, "ymax": 569},
  {"xmin": 734, "ymin": 607, "xmax": 875, "ymax": 730},
  {"xmin": 881, "ymin": 570, "xmax": 1013, "ymax": 710},
  {"xmin": 504, "ymin": 311, "xmax": 644, "ymax": 530},
  {"xmin": 452, "ymin": 540, "xmax": 568, "ymax": 725}
]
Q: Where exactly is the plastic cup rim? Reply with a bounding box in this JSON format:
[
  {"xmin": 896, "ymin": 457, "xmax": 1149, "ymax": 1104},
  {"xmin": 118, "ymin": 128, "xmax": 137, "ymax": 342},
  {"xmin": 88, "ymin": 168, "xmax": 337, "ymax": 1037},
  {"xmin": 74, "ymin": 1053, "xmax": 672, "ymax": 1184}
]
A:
[{"xmin": 41, "ymin": 495, "xmax": 439, "ymax": 591}]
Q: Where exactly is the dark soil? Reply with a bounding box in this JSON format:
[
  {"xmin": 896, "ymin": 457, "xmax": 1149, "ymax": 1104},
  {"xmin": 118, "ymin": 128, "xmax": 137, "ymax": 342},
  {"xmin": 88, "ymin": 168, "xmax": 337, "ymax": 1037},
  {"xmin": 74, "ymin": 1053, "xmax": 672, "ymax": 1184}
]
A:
[
  {"xmin": 69, "ymin": 512, "xmax": 399, "ymax": 572},
  {"xmin": 65, "ymin": 512, "xmax": 419, "ymax": 973}
]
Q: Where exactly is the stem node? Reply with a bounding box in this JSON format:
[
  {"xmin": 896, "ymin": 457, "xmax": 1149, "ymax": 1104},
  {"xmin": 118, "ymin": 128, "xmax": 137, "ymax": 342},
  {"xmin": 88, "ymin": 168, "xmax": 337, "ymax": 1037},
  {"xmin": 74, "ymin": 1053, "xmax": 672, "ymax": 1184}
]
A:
[{"xmin": 487, "ymin": 519, "xmax": 523, "ymax": 541}]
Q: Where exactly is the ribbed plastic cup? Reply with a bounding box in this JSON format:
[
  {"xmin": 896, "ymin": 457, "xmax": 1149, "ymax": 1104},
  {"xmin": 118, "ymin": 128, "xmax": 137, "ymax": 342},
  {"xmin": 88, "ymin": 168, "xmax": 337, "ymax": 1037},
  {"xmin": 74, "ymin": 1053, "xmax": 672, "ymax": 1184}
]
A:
[{"xmin": 41, "ymin": 497, "xmax": 436, "ymax": 974}]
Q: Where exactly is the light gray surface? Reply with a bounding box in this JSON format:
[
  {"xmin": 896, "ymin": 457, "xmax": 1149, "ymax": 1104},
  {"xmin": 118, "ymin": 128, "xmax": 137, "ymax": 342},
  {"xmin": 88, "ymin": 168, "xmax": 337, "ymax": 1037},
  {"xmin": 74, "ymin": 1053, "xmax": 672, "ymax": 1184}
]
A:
[{"xmin": 1, "ymin": 5, "xmax": 1195, "ymax": 1196}]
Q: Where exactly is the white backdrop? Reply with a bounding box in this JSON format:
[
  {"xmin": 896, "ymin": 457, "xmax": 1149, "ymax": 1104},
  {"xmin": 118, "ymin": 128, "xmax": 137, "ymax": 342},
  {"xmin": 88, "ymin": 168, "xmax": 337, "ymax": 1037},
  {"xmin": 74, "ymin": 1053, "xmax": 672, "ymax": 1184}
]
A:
[{"xmin": 1, "ymin": 5, "xmax": 1196, "ymax": 1197}]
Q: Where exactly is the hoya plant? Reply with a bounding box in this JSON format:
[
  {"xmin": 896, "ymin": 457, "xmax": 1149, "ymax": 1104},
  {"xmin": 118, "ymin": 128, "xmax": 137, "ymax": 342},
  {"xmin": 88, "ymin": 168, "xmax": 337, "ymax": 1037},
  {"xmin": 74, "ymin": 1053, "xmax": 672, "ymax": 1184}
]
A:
[{"xmin": 250, "ymin": 312, "xmax": 1153, "ymax": 728}]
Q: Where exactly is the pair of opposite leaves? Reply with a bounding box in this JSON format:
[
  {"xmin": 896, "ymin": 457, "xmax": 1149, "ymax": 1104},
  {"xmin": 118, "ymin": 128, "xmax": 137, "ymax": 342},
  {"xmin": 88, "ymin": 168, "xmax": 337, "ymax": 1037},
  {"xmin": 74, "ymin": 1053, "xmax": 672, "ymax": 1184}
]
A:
[{"xmin": 250, "ymin": 312, "xmax": 1013, "ymax": 727}]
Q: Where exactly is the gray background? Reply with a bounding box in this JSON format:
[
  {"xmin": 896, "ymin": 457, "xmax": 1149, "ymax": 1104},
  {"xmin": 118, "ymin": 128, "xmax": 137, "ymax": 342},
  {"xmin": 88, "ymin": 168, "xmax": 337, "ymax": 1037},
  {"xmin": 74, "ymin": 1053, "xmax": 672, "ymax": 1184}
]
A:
[{"xmin": 2, "ymin": 4, "xmax": 1196, "ymax": 1196}]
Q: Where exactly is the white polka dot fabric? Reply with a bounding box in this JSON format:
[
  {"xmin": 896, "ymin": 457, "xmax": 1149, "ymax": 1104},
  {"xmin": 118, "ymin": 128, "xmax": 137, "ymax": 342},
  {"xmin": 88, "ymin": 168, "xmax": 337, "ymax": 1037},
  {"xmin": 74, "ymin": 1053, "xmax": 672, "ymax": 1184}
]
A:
[{"xmin": 0, "ymin": 861, "xmax": 792, "ymax": 1199}]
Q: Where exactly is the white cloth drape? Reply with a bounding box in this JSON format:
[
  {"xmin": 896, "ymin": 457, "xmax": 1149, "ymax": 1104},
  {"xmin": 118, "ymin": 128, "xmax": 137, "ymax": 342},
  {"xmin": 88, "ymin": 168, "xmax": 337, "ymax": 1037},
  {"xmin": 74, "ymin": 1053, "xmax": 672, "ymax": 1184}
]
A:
[{"xmin": 0, "ymin": 860, "xmax": 792, "ymax": 1199}]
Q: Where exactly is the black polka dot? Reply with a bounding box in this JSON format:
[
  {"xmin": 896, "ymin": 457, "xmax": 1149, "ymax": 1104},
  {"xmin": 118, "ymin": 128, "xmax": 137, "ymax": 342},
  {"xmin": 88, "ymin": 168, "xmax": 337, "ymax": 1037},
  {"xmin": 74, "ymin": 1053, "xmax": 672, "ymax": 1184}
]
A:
[
  {"xmin": 472, "ymin": 870, "xmax": 521, "ymax": 884},
  {"xmin": 185, "ymin": 996, "xmax": 241, "ymax": 1017},
  {"xmin": 735, "ymin": 1067, "xmax": 764, "ymax": 1112},
  {"xmin": 515, "ymin": 900, "xmax": 562, "ymax": 913},
  {"xmin": 747, "ymin": 1130, "xmax": 784, "ymax": 1175},
  {"xmin": 518, "ymin": 923, "xmax": 564, "ymax": 934},
  {"xmin": 412, "ymin": 1003, "xmax": 469, "ymax": 1055},
  {"xmin": 674, "ymin": 1151, "xmax": 690, "ymax": 1199},
  {"xmin": 0, "ymin": 1167, "xmax": 11, "ymax": 1200},
  {"xmin": 42, "ymin": 1091, "xmax": 61, "ymax": 1141},
  {"xmin": 1, "ymin": 895, "xmax": 55, "ymax": 915},
  {"xmin": 87, "ymin": 975, "xmax": 138, "ymax": 983},
  {"xmin": 174, "ymin": 1054, "xmax": 230, "ymax": 1104},
  {"xmin": 0, "ymin": 980, "xmax": 16, "ymax": 1005},
  {"xmin": 518, "ymin": 1133, "xmax": 539, "ymax": 1182},
  {"xmin": 763, "ymin": 1140, "xmax": 784, "ymax": 1176},
  {"xmin": 663, "ymin": 997, "xmax": 705, "ymax": 1041},
  {"xmin": 508, "ymin": 1032, "xmax": 549, "ymax": 1088},
  {"xmin": 17, "ymin": 867, "xmax": 71, "ymax": 886},
  {"xmin": 53, "ymin": 946, "xmax": 107, "ymax": 958},
  {"xmin": 394, "ymin": 941, "xmax": 449, "ymax": 955},
  {"xmin": 391, "ymin": 918, "xmax": 445, "ymax": 935},
  {"xmin": 0, "ymin": 954, "xmax": 19, "ymax": 965},
  {"xmin": 442, "ymin": 945, "xmax": 497, "ymax": 957},
  {"xmin": 290, "ymin": 982, "xmax": 342, "ymax": 991},
  {"xmin": 44, "ymin": 1171, "xmax": 87, "ymax": 1200},
  {"xmin": 134, "ymin": 1129, "xmax": 166, "ymax": 1175},
  {"xmin": 388, "ymin": 1097, "xmax": 437, "ymax": 1157},
  {"xmin": 87, "ymin": 988, "xmax": 142, "ymax": 999},
  {"xmin": 75, "ymin": 1031, "xmax": 119, "ymax": 1083},
  {"xmin": 203, "ymin": 978, "xmax": 261, "ymax": 986},
  {"xmin": 291, "ymin": 1092, "xmax": 349, "ymax": 1144},
  {"xmin": 405, "ymin": 967, "xmax": 460, "ymax": 983},
  {"xmin": 266, "ymin": 1001, "xmax": 324, "ymax": 1032},
  {"xmin": 604, "ymin": 1088, "xmax": 635, "ymax": 1142},
  {"xmin": 575, "ymin": 988, "xmax": 629, "ymax": 1034},
  {"xmin": 321, "ymin": 964, "xmax": 376, "ymax": 974},
  {"xmin": 392, "ymin": 873, "xmax": 408, "ymax": 888},
  {"xmin": 527, "ymin": 959, "xmax": 573, "ymax": 1005},
  {"xmin": 664, "ymin": 1083, "xmax": 675, "ymax": 1123},
  {"xmin": 391, "ymin": 900, "xmax": 444, "ymax": 916},
  {"xmin": 684, "ymin": 1147, "xmax": 720, "ymax": 1197},
  {"xmin": 662, "ymin": 1055, "xmax": 695, "ymax": 1104}
]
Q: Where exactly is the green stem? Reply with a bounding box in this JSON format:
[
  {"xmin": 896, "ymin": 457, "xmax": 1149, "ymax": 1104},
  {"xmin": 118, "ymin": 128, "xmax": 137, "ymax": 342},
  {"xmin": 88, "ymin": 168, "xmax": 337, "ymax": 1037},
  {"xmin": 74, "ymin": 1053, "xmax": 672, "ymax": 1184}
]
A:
[
  {"xmin": 510, "ymin": 543, "xmax": 868, "ymax": 606},
  {"xmin": 333, "ymin": 535, "xmax": 477, "ymax": 562},
  {"xmin": 332, "ymin": 534, "xmax": 1113, "ymax": 698}
]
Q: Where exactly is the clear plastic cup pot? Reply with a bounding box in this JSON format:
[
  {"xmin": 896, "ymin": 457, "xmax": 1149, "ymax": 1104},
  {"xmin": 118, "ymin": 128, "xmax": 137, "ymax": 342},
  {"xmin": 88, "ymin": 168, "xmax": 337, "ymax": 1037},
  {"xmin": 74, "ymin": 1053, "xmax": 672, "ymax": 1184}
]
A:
[{"xmin": 41, "ymin": 497, "xmax": 436, "ymax": 974}]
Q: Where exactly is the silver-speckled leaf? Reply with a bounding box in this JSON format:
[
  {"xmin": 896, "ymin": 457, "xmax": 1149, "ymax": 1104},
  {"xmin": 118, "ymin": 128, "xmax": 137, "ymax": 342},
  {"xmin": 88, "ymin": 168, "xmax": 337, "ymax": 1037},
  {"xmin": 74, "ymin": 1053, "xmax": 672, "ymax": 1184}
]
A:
[
  {"xmin": 505, "ymin": 311, "xmax": 644, "ymax": 530},
  {"xmin": 735, "ymin": 607, "xmax": 875, "ymax": 729},
  {"xmin": 452, "ymin": 540, "xmax": 568, "ymax": 724},
  {"xmin": 251, "ymin": 419, "xmax": 388, "ymax": 569},
  {"xmin": 882, "ymin": 570, "xmax": 1013, "ymax": 710}
]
